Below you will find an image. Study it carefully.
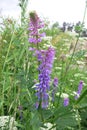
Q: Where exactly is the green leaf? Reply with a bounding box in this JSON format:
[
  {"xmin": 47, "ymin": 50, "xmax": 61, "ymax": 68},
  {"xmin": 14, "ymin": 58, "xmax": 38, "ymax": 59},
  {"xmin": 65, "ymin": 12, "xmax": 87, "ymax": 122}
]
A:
[
  {"xmin": 75, "ymin": 89, "xmax": 87, "ymax": 104},
  {"xmin": 46, "ymin": 106, "xmax": 78, "ymax": 129},
  {"xmin": 30, "ymin": 111, "xmax": 41, "ymax": 130}
]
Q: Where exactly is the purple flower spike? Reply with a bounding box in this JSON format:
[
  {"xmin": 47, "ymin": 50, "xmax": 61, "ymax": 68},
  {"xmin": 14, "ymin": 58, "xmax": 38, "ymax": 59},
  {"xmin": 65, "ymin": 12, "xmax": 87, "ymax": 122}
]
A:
[
  {"xmin": 52, "ymin": 77, "xmax": 58, "ymax": 102},
  {"xmin": 28, "ymin": 11, "xmax": 45, "ymax": 44},
  {"xmin": 36, "ymin": 47, "xmax": 55, "ymax": 109},
  {"xmin": 63, "ymin": 97, "xmax": 69, "ymax": 106},
  {"xmin": 75, "ymin": 81, "xmax": 83, "ymax": 99},
  {"xmin": 53, "ymin": 77, "xmax": 58, "ymax": 87}
]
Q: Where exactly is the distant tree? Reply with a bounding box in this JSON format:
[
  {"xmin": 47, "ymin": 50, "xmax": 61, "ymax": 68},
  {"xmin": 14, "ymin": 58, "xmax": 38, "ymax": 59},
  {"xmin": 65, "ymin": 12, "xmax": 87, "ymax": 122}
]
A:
[
  {"xmin": 67, "ymin": 23, "xmax": 74, "ymax": 32},
  {"xmin": 63, "ymin": 22, "xmax": 67, "ymax": 27},
  {"xmin": 52, "ymin": 22, "xmax": 59, "ymax": 28},
  {"xmin": 74, "ymin": 21, "xmax": 82, "ymax": 33},
  {"xmin": 60, "ymin": 22, "xmax": 67, "ymax": 32},
  {"xmin": 81, "ymin": 29, "xmax": 87, "ymax": 37}
]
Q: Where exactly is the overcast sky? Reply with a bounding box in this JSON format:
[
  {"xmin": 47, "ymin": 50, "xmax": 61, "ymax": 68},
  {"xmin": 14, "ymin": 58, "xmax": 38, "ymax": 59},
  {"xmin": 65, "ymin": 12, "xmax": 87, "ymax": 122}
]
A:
[{"xmin": 0, "ymin": 0, "xmax": 87, "ymax": 27}]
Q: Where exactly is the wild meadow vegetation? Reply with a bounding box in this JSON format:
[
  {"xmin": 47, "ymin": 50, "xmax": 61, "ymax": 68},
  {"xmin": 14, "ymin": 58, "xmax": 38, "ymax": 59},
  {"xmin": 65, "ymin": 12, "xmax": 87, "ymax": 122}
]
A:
[{"xmin": 0, "ymin": 0, "xmax": 87, "ymax": 130}]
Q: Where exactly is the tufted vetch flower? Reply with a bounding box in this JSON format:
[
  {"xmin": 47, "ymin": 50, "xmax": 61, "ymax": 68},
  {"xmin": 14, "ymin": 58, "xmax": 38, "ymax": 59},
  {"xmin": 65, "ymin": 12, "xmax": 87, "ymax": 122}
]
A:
[
  {"xmin": 35, "ymin": 47, "xmax": 55, "ymax": 108},
  {"xmin": 28, "ymin": 11, "xmax": 45, "ymax": 44}
]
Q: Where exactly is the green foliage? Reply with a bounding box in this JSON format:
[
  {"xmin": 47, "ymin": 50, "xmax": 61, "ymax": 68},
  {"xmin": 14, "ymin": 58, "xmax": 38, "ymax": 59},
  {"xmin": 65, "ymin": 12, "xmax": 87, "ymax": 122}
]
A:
[
  {"xmin": 52, "ymin": 22, "xmax": 59, "ymax": 29},
  {"xmin": 19, "ymin": 0, "xmax": 29, "ymax": 25}
]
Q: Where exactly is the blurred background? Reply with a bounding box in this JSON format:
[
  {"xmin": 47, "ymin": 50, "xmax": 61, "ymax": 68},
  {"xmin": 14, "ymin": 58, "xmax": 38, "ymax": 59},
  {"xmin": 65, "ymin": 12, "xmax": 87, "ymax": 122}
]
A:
[{"xmin": 0, "ymin": 0, "xmax": 87, "ymax": 27}]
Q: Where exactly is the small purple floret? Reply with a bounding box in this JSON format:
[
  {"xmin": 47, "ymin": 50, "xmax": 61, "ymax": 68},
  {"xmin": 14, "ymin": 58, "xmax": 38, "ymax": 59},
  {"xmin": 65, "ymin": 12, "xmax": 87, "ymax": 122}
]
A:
[
  {"xmin": 63, "ymin": 97, "xmax": 69, "ymax": 106},
  {"xmin": 52, "ymin": 77, "xmax": 58, "ymax": 102},
  {"xmin": 75, "ymin": 81, "xmax": 83, "ymax": 99}
]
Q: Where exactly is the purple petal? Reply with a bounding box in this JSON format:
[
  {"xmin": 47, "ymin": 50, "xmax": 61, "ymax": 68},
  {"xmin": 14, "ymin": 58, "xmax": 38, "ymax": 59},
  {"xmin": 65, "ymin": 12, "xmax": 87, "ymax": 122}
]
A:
[{"xmin": 63, "ymin": 97, "xmax": 69, "ymax": 106}]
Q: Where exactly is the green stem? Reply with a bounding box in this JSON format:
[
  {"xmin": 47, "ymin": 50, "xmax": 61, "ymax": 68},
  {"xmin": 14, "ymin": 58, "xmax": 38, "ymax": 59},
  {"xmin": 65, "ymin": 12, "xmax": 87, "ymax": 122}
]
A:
[
  {"xmin": 2, "ymin": 32, "xmax": 14, "ymax": 115},
  {"xmin": 63, "ymin": 0, "xmax": 87, "ymax": 78},
  {"xmin": 3, "ymin": 33, "xmax": 14, "ymax": 71},
  {"xmin": 76, "ymin": 109, "xmax": 81, "ymax": 130},
  {"xmin": 64, "ymin": 35, "xmax": 79, "ymax": 76},
  {"xmin": 82, "ymin": 0, "xmax": 87, "ymax": 24}
]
